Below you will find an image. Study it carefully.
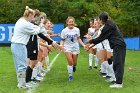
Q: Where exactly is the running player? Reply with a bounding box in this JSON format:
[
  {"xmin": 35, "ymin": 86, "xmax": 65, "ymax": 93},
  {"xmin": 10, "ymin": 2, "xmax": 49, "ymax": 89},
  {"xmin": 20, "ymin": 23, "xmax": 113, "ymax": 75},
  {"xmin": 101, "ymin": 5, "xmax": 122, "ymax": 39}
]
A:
[{"xmin": 60, "ymin": 16, "xmax": 85, "ymax": 81}]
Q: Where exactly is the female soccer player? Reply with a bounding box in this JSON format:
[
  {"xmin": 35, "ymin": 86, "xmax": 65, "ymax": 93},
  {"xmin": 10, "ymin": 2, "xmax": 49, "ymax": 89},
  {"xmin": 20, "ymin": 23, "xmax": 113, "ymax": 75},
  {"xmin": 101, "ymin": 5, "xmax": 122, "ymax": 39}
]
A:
[
  {"xmin": 85, "ymin": 19, "xmax": 98, "ymax": 70},
  {"xmin": 60, "ymin": 16, "xmax": 85, "ymax": 81},
  {"xmin": 26, "ymin": 11, "xmax": 53, "ymax": 84},
  {"xmin": 85, "ymin": 12, "xmax": 126, "ymax": 88}
]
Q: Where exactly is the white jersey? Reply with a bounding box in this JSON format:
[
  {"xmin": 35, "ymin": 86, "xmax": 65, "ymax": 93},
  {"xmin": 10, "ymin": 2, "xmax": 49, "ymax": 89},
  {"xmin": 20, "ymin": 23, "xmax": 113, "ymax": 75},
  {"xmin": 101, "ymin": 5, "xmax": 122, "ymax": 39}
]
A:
[
  {"xmin": 88, "ymin": 27, "xmax": 95, "ymax": 33},
  {"xmin": 88, "ymin": 27, "xmax": 95, "ymax": 37},
  {"xmin": 61, "ymin": 27, "xmax": 80, "ymax": 54}
]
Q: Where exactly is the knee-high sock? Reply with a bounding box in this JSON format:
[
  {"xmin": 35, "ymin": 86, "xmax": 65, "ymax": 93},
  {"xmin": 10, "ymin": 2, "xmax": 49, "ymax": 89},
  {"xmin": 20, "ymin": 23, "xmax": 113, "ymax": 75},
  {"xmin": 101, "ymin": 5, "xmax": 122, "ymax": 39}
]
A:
[
  {"xmin": 94, "ymin": 55, "xmax": 98, "ymax": 67},
  {"xmin": 108, "ymin": 64, "xmax": 115, "ymax": 80},
  {"xmin": 101, "ymin": 62, "xmax": 107, "ymax": 73},
  {"xmin": 89, "ymin": 53, "xmax": 93, "ymax": 66},
  {"xmin": 32, "ymin": 66, "xmax": 38, "ymax": 79},
  {"xmin": 67, "ymin": 65, "xmax": 73, "ymax": 77},
  {"xmin": 38, "ymin": 61, "xmax": 42, "ymax": 73},
  {"xmin": 45, "ymin": 56, "xmax": 49, "ymax": 66},
  {"xmin": 26, "ymin": 66, "xmax": 32, "ymax": 82},
  {"xmin": 103, "ymin": 61, "xmax": 114, "ymax": 77}
]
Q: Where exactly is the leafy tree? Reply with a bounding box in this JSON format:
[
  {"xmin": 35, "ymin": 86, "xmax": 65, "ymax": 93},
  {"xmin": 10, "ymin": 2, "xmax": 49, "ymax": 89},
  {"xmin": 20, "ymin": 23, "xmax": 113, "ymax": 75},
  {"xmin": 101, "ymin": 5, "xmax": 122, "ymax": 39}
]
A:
[{"xmin": 0, "ymin": 0, "xmax": 139, "ymax": 37}]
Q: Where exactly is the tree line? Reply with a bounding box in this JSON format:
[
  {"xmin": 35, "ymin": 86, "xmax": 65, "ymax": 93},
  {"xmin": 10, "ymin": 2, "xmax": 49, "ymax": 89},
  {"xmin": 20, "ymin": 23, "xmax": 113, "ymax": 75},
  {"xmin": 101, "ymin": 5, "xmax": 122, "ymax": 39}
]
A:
[{"xmin": 0, "ymin": 0, "xmax": 139, "ymax": 37}]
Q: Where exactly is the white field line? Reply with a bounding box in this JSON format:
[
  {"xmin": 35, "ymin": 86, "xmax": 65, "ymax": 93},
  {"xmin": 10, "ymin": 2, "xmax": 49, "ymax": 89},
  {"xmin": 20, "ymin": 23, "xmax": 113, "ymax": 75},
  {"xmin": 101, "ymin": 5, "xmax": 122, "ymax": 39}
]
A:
[{"xmin": 26, "ymin": 52, "xmax": 61, "ymax": 93}]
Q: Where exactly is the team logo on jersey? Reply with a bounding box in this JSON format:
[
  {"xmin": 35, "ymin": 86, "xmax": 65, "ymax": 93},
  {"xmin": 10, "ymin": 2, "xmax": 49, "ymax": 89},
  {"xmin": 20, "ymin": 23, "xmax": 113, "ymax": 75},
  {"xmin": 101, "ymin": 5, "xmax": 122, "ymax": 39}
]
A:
[{"xmin": 66, "ymin": 34, "xmax": 77, "ymax": 42}]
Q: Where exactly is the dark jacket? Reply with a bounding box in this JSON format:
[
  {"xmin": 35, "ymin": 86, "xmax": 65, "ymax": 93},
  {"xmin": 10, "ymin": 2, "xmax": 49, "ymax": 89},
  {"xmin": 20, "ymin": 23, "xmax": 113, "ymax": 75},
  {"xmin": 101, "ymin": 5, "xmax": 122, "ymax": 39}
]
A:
[{"xmin": 89, "ymin": 20, "xmax": 126, "ymax": 49}]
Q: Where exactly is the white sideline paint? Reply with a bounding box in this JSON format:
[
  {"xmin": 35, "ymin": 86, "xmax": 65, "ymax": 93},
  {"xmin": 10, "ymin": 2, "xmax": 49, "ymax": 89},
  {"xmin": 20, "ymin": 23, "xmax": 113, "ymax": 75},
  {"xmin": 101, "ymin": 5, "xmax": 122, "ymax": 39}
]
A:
[{"xmin": 26, "ymin": 52, "xmax": 61, "ymax": 93}]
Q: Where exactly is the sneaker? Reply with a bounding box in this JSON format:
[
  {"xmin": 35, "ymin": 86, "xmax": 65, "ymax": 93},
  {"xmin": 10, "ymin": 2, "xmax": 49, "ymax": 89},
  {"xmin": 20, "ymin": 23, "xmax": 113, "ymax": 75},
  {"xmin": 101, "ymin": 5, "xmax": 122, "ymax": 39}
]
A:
[
  {"xmin": 36, "ymin": 76, "xmax": 43, "ymax": 81},
  {"xmin": 73, "ymin": 66, "xmax": 76, "ymax": 72},
  {"xmin": 110, "ymin": 83, "xmax": 123, "ymax": 88},
  {"xmin": 31, "ymin": 78, "xmax": 40, "ymax": 82},
  {"xmin": 88, "ymin": 66, "xmax": 92, "ymax": 70},
  {"xmin": 100, "ymin": 72, "xmax": 107, "ymax": 77},
  {"xmin": 37, "ymin": 73, "xmax": 43, "ymax": 78},
  {"xmin": 105, "ymin": 78, "xmax": 116, "ymax": 83},
  {"xmin": 93, "ymin": 66, "xmax": 97, "ymax": 69},
  {"xmin": 69, "ymin": 76, "xmax": 73, "ymax": 81},
  {"xmin": 105, "ymin": 76, "xmax": 111, "ymax": 79},
  {"xmin": 40, "ymin": 73, "xmax": 46, "ymax": 77},
  {"xmin": 17, "ymin": 83, "xmax": 31, "ymax": 89}
]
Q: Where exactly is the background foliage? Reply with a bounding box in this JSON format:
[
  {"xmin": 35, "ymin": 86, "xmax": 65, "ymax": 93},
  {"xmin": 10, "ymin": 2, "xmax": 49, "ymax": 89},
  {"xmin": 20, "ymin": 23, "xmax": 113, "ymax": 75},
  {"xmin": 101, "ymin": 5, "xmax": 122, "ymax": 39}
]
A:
[{"xmin": 0, "ymin": 0, "xmax": 139, "ymax": 37}]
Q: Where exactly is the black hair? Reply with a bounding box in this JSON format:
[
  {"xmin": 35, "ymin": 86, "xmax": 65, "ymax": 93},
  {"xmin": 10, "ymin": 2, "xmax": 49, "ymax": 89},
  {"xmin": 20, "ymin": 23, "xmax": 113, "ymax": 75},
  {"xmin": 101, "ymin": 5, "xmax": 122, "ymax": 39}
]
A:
[{"xmin": 99, "ymin": 12, "xmax": 109, "ymax": 23}]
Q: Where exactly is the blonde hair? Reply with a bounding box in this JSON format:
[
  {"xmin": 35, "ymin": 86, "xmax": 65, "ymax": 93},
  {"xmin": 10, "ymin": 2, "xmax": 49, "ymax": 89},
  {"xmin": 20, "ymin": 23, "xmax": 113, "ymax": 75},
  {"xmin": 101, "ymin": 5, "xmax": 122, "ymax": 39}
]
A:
[
  {"xmin": 40, "ymin": 12, "xmax": 47, "ymax": 19},
  {"xmin": 66, "ymin": 16, "xmax": 77, "ymax": 26},
  {"xmin": 43, "ymin": 19, "xmax": 50, "ymax": 24},
  {"xmin": 23, "ymin": 6, "xmax": 34, "ymax": 17},
  {"xmin": 34, "ymin": 9, "xmax": 41, "ymax": 17}
]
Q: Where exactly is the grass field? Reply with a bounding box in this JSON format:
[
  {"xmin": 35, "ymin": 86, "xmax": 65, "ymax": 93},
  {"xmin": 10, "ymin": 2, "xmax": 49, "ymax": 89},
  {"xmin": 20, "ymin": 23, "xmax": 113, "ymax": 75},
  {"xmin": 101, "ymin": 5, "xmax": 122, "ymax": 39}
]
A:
[{"xmin": 0, "ymin": 47, "xmax": 140, "ymax": 93}]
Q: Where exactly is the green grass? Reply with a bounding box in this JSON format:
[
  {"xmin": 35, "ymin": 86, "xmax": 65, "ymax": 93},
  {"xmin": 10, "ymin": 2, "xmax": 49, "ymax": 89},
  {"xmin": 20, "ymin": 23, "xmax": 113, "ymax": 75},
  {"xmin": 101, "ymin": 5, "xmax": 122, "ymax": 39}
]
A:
[{"xmin": 0, "ymin": 47, "xmax": 140, "ymax": 93}]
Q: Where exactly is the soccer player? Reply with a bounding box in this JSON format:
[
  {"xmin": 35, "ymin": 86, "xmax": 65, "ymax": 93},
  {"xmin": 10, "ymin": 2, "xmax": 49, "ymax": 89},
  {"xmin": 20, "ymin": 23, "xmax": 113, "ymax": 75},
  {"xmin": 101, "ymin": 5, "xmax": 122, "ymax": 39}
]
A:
[
  {"xmin": 85, "ymin": 12, "xmax": 126, "ymax": 88},
  {"xmin": 85, "ymin": 19, "xmax": 98, "ymax": 70},
  {"xmin": 60, "ymin": 16, "xmax": 85, "ymax": 81},
  {"xmin": 26, "ymin": 11, "xmax": 53, "ymax": 84}
]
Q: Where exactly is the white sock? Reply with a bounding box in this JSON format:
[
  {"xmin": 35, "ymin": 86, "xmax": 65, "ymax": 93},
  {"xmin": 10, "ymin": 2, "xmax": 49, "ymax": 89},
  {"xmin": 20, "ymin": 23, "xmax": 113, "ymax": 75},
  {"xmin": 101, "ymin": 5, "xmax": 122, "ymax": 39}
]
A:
[
  {"xmin": 101, "ymin": 62, "xmax": 106, "ymax": 73},
  {"xmin": 108, "ymin": 64, "xmax": 115, "ymax": 79},
  {"xmin": 32, "ymin": 66, "xmax": 38, "ymax": 79},
  {"xmin": 89, "ymin": 53, "xmax": 93, "ymax": 66},
  {"xmin": 38, "ymin": 61, "xmax": 43, "ymax": 73},
  {"xmin": 45, "ymin": 56, "xmax": 49, "ymax": 66},
  {"xmin": 103, "ymin": 61, "xmax": 113, "ymax": 77},
  {"xmin": 94, "ymin": 55, "xmax": 98, "ymax": 67},
  {"xmin": 67, "ymin": 65, "xmax": 73, "ymax": 77}
]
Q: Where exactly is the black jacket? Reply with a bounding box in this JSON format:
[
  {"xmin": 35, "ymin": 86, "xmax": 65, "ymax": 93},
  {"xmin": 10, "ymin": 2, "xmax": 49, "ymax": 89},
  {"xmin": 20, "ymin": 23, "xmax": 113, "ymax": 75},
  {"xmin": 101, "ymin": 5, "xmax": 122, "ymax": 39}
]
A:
[{"xmin": 89, "ymin": 20, "xmax": 126, "ymax": 48}]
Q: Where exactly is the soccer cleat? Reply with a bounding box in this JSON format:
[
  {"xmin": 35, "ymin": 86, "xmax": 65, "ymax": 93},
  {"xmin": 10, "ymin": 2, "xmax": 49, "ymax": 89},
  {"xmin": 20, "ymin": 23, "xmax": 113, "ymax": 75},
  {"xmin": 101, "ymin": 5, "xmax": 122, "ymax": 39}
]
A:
[
  {"xmin": 109, "ymin": 83, "xmax": 123, "ymax": 88},
  {"xmin": 37, "ymin": 73, "xmax": 43, "ymax": 77},
  {"xmin": 69, "ymin": 76, "xmax": 73, "ymax": 81},
  {"xmin": 105, "ymin": 76, "xmax": 111, "ymax": 79},
  {"xmin": 93, "ymin": 66, "xmax": 97, "ymax": 69},
  {"xmin": 88, "ymin": 66, "xmax": 92, "ymax": 70},
  {"xmin": 31, "ymin": 78, "xmax": 40, "ymax": 82},
  {"xmin": 105, "ymin": 77, "xmax": 116, "ymax": 84},
  {"xmin": 73, "ymin": 66, "xmax": 76, "ymax": 72},
  {"xmin": 100, "ymin": 72, "xmax": 107, "ymax": 77},
  {"xmin": 36, "ymin": 76, "xmax": 43, "ymax": 81}
]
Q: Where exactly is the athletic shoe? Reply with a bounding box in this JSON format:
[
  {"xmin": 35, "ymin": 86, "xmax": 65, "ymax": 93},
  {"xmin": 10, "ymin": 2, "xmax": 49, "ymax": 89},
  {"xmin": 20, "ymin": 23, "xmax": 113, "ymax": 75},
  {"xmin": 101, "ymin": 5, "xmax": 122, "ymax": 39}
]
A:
[
  {"xmin": 73, "ymin": 66, "xmax": 76, "ymax": 72},
  {"xmin": 109, "ymin": 83, "xmax": 123, "ymax": 88},
  {"xmin": 31, "ymin": 78, "xmax": 40, "ymax": 82},
  {"xmin": 40, "ymin": 73, "xmax": 46, "ymax": 77},
  {"xmin": 17, "ymin": 83, "xmax": 32, "ymax": 89},
  {"xmin": 69, "ymin": 76, "xmax": 73, "ymax": 81},
  {"xmin": 88, "ymin": 66, "xmax": 92, "ymax": 70},
  {"xmin": 105, "ymin": 76, "xmax": 111, "ymax": 79},
  {"xmin": 36, "ymin": 76, "xmax": 43, "ymax": 81},
  {"xmin": 37, "ymin": 73, "xmax": 43, "ymax": 78},
  {"xmin": 26, "ymin": 81, "xmax": 37, "ymax": 87},
  {"xmin": 100, "ymin": 72, "xmax": 107, "ymax": 77},
  {"xmin": 105, "ymin": 78, "xmax": 115, "ymax": 83},
  {"xmin": 93, "ymin": 66, "xmax": 97, "ymax": 69}
]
